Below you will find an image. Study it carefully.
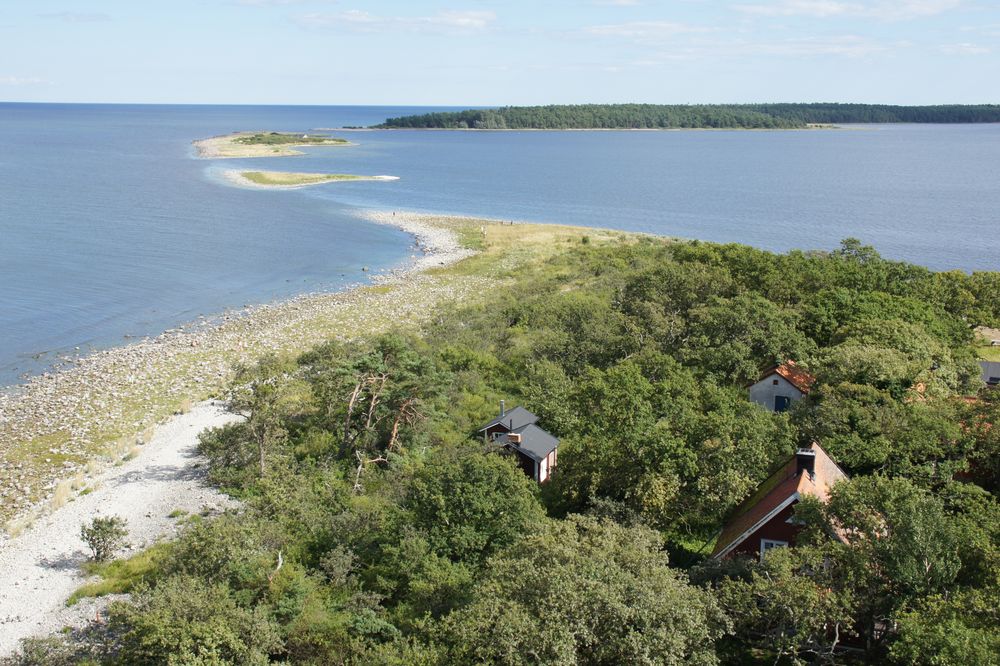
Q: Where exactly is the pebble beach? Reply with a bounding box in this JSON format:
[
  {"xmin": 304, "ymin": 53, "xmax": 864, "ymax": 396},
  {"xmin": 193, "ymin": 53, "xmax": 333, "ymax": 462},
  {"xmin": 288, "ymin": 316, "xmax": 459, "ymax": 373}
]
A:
[{"xmin": 0, "ymin": 211, "xmax": 483, "ymax": 530}]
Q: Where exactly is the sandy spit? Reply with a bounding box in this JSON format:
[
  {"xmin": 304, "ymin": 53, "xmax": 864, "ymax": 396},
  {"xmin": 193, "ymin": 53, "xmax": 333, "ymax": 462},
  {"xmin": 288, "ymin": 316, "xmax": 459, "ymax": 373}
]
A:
[
  {"xmin": 358, "ymin": 209, "xmax": 476, "ymax": 274},
  {"xmin": 221, "ymin": 170, "xmax": 399, "ymax": 190},
  {"xmin": 0, "ymin": 400, "xmax": 240, "ymax": 656}
]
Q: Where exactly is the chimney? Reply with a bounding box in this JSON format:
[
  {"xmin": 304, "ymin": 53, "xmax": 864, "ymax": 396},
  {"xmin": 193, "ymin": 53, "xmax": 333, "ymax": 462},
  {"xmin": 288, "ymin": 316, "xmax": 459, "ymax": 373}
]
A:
[
  {"xmin": 796, "ymin": 448, "xmax": 816, "ymax": 480},
  {"xmin": 500, "ymin": 400, "xmax": 506, "ymax": 417}
]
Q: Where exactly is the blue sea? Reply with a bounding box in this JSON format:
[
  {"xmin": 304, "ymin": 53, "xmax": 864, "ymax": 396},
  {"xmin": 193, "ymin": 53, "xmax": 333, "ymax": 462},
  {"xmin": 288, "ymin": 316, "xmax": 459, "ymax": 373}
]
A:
[{"xmin": 2, "ymin": 103, "xmax": 1000, "ymax": 386}]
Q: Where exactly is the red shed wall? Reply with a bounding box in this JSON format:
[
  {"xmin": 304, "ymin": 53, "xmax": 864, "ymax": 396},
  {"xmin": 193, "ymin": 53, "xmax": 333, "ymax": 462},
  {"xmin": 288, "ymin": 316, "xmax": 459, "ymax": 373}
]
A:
[
  {"xmin": 727, "ymin": 502, "xmax": 804, "ymax": 559},
  {"xmin": 484, "ymin": 424, "xmax": 509, "ymax": 440}
]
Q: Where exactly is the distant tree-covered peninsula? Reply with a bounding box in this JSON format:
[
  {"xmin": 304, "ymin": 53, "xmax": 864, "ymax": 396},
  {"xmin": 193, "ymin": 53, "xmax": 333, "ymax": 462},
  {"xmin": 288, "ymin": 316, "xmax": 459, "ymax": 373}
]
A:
[{"xmin": 375, "ymin": 103, "xmax": 1000, "ymax": 129}]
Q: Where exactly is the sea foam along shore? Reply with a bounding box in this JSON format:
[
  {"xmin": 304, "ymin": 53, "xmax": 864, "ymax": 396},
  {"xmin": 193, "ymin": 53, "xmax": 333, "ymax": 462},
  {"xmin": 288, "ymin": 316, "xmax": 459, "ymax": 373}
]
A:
[
  {"xmin": 0, "ymin": 211, "xmax": 485, "ymax": 531},
  {"xmin": 0, "ymin": 401, "xmax": 240, "ymax": 657}
]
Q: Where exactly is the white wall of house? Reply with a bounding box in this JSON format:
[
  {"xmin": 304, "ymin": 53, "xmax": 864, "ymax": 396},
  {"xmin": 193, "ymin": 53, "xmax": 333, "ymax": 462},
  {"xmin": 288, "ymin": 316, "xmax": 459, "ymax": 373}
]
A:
[
  {"xmin": 748, "ymin": 374, "xmax": 804, "ymax": 412},
  {"xmin": 539, "ymin": 456, "xmax": 549, "ymax": 483}
]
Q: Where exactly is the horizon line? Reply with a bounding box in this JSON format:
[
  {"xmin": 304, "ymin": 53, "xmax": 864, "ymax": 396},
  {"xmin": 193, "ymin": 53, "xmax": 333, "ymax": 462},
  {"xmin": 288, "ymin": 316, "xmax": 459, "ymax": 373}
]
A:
[{"xmin": 2, "ymin": 100, "xmax": 999, "ymax": 108}]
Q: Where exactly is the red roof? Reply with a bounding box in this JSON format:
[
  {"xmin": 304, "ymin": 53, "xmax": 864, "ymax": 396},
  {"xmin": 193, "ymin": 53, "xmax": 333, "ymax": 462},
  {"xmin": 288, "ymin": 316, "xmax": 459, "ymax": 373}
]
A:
[
  {"xmin": 711, "ymin": 442, "xmax": 847, "ymax": 558},
  {"xmin": 759, "ymin": 360, "xmax": 816, "ymax": 394}
]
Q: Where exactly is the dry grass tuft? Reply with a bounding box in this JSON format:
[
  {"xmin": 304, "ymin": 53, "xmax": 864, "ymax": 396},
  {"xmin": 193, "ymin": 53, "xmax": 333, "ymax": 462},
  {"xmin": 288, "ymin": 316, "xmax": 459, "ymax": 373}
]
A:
[
  {"xmin": 50, "ymin": 479, "xmax": 74, "ymax": 510},
  {"xmin": 107, "ymin": 437, "xmax": 131, "ymax": 460},
  {"xmin": 6, "ymin": 515, "xmax": 34, "ymax": 538},
  {"xmin": 139, "ymin": 426, "xmax": 156, "ymax": 445}
]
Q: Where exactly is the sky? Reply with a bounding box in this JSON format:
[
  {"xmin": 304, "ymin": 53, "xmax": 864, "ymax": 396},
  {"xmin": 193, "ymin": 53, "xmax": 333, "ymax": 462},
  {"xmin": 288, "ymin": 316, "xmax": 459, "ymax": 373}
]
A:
[{"xmin": 1, "ymin": 0, "xmax": 998, "ymax": 105}]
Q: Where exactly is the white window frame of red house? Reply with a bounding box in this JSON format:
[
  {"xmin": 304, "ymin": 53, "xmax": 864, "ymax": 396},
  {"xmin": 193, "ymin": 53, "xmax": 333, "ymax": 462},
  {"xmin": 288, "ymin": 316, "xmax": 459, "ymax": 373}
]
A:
[{"xmin": 760, "ymin": 538, "xmax": 789, "ymax": 562}]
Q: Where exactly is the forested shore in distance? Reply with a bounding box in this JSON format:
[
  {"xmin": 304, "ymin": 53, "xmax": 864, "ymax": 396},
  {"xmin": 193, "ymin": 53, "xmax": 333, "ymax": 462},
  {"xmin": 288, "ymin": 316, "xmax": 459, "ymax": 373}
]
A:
[
  {"xmin": 375, "ymin": 103, "xmax": 1000, "ymax": 129},
  {"xmin": 14, "ymin": 214, "xmax": 1000, "ymax": 665}
]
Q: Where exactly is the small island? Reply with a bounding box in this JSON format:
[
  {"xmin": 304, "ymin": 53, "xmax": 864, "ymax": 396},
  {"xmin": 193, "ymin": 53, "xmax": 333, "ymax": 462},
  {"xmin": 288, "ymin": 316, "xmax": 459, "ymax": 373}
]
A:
[
  {"xmin": 194, "ymin": 131, "xmax": 351, "ymax": 159},
  {"xmin": 224, "ymin": 170, "xmax": 399, "ymax": 189}
]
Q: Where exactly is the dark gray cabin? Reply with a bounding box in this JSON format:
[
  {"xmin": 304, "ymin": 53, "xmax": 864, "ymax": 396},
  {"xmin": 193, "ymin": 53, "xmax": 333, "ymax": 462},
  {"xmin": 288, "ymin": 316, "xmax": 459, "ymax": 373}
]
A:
[
  {"xmin": 980, "ymin": 361, "xmax": 1000, "ymax": 387},
  {"xmin": 479, "ymin": 403, "xmax": 559, "ymax": 483}
]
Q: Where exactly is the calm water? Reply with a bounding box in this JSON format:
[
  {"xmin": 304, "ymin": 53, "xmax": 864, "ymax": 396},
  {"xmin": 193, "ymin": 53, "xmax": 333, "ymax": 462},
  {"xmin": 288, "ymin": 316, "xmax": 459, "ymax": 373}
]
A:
[{"xmin": 2, "ymin": 104, "xmax": 999, "ymax": 386}]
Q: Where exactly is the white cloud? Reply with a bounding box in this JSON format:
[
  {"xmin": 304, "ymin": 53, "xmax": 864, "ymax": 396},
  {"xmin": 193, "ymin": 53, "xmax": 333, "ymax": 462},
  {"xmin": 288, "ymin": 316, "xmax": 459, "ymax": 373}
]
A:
[
  {"xmin": 584, "ymin": 21, "xmax": 713, "ymax": 39},
  {"xmin": 234, "ymin": 0, "xmax": 329, "ymax": 6},
  {"xmin": 735, "ymin": 0, "xmax": 855, "ymax": 17},
  {"xmin": 39, "ymin": 11, "xmax": 111, "ymax": 23},
  {"xmin": 733, "ymin": 0, "xmax": 961, "ymax": 20},
  {"xmin": 0, "ymin": 76, "xmax": 47, "ymax": 85},
  {"xmin": 629, "ymin": 35, "xmax": 898, "ymax": 62},
  {"xmin": 960, "ymin": 22, "xmax": 1000, "ymax": 38},
  {"xmin": 749, "ymin": 35, "xmax": 897, "ymax": 55},
  {"xmin": 939, "ymin": 42, "xmax": 990, "ymax": 54},
  {"xmin": 583, "ymin": 12, "xmax": 900, "ymax": 59},
  {"xmin": 296, "ymin": 9, "xmax": 496, "ymax": 33}
]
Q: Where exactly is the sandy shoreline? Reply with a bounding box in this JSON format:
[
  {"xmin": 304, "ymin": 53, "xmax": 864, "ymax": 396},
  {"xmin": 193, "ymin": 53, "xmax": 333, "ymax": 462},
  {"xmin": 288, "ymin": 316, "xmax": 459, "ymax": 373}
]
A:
[
  {"xmin": 221, "ymin": 169, "xmax": 399, "ymax": 190},
  {"xmin": 0, "ymin": 211, "xmax": 482, "ymax": 530}
]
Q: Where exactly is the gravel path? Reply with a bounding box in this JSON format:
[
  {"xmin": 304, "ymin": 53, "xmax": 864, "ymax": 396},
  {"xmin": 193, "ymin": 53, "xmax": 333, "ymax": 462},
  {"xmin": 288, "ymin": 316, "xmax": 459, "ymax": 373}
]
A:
[{"xmin": 0, "ymin": 400, "xmax": 239, "ymax": 657}]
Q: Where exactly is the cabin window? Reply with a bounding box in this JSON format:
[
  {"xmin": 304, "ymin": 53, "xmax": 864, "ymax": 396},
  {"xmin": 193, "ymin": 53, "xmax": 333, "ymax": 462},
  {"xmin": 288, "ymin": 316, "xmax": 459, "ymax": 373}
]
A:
[
  {"xmin": 760, "ymin": 539, "xmax": 788, "ymax": 561},
  {"xmin": 772, "ymin": 379, "xmax": 779, "ymax": 385}
]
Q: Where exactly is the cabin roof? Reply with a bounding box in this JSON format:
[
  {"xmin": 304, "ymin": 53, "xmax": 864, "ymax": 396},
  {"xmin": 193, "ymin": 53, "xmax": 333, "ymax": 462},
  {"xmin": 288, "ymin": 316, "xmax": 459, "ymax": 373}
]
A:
[
  {"xmin": 504, "ymin": 423, "xmax": 559, "ymax": 462},
  {"xmin": 478, "ymin": 406, "xmax": 540, "ymax": 432},
  {"xmin": 752, "ymin": 360, "xmax": 817, "ymax": 394},
  {"xmin": 980, "ymin": 360, "xmax": 1000, "ymax": 386},
  {"xmin": 711, "ymin": 442, "xmax": 848, "ymax": 559}
]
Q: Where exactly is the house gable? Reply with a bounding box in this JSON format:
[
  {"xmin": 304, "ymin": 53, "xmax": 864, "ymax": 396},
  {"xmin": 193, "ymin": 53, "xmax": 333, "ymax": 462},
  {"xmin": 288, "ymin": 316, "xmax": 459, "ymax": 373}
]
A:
[
  {"xmin": 723, "ymin": 498, "xmax": 804, "ymax": 560},
  {"xmin": 748, "ymin": 361, "xmax": 816, "ymax": 412},
  {"xmin": 712, "ymin": 442, "xmax": 848, "ymax": 559},
  {"xmin": 749, "ymin": 373, "xmax": 803, "ymax": 411}
]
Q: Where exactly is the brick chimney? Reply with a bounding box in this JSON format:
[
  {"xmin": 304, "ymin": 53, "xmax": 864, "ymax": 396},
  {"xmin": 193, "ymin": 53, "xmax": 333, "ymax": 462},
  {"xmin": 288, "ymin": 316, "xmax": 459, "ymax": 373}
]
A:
[{"xmin": 796, "ymin": 448, "xmax": 816, "ymax": 480}]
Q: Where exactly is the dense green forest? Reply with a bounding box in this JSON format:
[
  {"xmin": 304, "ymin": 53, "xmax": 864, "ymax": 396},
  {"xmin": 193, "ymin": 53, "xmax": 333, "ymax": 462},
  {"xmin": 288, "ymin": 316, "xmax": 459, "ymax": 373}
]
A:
[
  {"xmin": 16, "ymin": 234, "xmax": 1000, "ymax": 665},
  {"xmin": 375, "ymin": 103, "xmax": 1000, "ymax": 129}
]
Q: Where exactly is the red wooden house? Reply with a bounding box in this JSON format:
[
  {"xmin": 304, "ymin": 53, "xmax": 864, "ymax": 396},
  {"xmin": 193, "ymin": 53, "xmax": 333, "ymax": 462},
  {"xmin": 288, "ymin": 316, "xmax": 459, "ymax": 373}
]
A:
[{"xmin": 712, "ymin": 442, "xmax": 848, "ymax": 561}]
